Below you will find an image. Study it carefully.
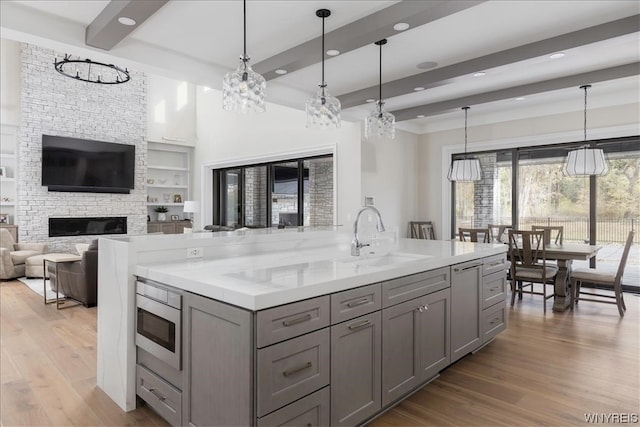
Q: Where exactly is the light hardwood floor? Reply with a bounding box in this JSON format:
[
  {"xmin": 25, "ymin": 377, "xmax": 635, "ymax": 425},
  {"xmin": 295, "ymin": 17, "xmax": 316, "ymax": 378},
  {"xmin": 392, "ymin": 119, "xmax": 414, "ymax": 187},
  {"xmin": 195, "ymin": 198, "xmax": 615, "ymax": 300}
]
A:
[{"xmin": 1, "ymin": 279, "xmax": 638, "ymax": 426}]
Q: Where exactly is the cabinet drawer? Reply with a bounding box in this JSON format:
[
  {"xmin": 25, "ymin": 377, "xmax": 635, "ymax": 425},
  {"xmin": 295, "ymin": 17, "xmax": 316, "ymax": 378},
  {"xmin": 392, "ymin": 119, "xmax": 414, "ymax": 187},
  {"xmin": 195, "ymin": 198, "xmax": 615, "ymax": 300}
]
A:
[
  {"xmin": 257, "ymin": 386, "xmax": 330, "ymax": 427},
  {"xmin": 482, "ymin": 301, "xmax": 507, "ymax": 343},
  {"xmin": 482, "ymin": 270, "xmax": 507, "ymax": 309},
  {"xmin": 257, "ymin": 296, "xmax": 330, "ymax": 348},
  {"xmin": 483, "ymin": 254, "xmax": 507, "ymax": 276},
  {"xmin": 382, "ymin": 267, "xmax": 450, "ymax": 308},
  {"xmin": 257, "ymin": 328, "xmax": 330, "ymax": 417},
  {"xmin": 331, "ymin": 283, "xmax": 381, "ymax": 324},
  {"xmin": 136, "ymin": 365, "xmax": 182, "ymax": 426}
]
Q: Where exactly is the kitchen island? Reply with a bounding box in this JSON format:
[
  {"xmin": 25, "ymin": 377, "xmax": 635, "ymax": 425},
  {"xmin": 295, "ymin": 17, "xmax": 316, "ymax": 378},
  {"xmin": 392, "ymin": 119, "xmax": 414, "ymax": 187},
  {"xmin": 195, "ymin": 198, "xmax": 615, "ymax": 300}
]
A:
[{"xmin": 97, "ymin": 229, "xmax": 507, "ymax": 426}]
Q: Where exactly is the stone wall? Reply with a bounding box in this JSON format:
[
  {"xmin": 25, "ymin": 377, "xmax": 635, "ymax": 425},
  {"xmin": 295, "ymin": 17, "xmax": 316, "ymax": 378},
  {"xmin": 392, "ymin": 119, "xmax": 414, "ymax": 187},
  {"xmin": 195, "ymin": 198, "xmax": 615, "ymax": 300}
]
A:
[
  {"xmin": 18, "ymin": 44, "xmax": 147, "ymax": 252},
  {"xmin": 472, "ymin": 153, "xmax": 497, "ymax": 227}
]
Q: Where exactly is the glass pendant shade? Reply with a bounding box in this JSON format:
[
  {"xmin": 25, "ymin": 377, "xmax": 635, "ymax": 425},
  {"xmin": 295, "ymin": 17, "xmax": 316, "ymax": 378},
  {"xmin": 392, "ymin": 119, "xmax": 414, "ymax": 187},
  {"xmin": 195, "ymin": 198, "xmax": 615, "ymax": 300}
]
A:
[
  {"xmin": 448, "ymin": 158, "xmax": 482, "ymax": 181},
  {"xmin": 306, "ymin": 9, "xmax": 340, "ymax": 129},
  {"xmin": 306, "ymin": 85, "xmax": 341, "ymax": 129},
  {"xmin": 222, "ymin": 0, "xmax": 266, "ymax": 113},
  {"xmin": 565, "ymin": 147, "xmax": 608, "ymax": 176},
  {"xmin": 448, "ymin": 106, "xmax": 481, "ymax": 182},
  {"xmin": 365, "ymin": 101, "xmax": 395, "ymax": 139},
  {"xmin": 223, "ymin": 56, "xmax": 266, "ymax": 113}
]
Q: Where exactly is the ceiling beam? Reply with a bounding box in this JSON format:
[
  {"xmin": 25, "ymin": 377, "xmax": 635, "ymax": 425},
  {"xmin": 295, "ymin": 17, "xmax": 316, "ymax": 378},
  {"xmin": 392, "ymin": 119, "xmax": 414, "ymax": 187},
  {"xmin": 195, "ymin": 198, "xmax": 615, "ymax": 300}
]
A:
[
  {"xmin": 86, "ymin": 0, "xmax": 168, "ymax": 50},
  {"xmin": 391, "ymin": 62, "xmax": 640, "ymax": 121},
  {"xmin": 339, "ymin": 14, "xmax": 640, "ymax": 109},
  {"xmin": 253, "ymin": 0, "xmax": 485, "ymax": 80}
]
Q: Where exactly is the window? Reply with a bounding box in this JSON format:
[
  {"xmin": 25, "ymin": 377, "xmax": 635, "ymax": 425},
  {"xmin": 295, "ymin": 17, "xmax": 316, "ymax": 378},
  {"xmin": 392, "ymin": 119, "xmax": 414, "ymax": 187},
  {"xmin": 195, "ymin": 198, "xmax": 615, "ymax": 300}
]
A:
[
  {"xmin": 213, "ymin": 155, "xmax": 333, "ymax": 228},
  {"xmin": 450, "ymin": 136, "xmax": 639, "ymax": 287}
]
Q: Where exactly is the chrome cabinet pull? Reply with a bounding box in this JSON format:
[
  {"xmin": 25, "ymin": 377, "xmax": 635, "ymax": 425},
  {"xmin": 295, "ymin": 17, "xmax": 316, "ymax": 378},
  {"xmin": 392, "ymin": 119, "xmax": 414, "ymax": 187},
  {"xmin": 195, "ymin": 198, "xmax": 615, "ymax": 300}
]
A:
[
  {"xmin": 454, "ymin": 263, "xmax": 482, "ymax": 272},
  {"xmin": 346, "ymin": 298, "xmax": 369, "ymax": 308},
  {"xmin": 348, "ymin": 319, "xmax": 371, "ymax": 330},
  {"xmin": 489, "ymin": 317, "xmax": 501, "ymax": 325},
  {"xmin": 490, "ymin": 286, "xmax": 500, "ymax": 291},
  {"xmin": 282, "ymin": 313, "xmax": 312, "ymax": 327},
  {"xmin": 423, "ymin": 304, "xmax": 429, "ymax": 311},
  {"xmin": 283, "ymin": 362, "xmax": 312, "ymax": 377},
  {"xmin": 148, "ymin": 388, "xmax": 167, "ymax": 402}
]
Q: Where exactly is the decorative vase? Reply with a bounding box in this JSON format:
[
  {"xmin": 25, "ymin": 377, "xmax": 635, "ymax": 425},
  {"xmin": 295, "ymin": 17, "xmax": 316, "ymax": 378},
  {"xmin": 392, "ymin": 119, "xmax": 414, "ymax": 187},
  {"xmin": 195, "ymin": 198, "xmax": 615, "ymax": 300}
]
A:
[{"xmin": 157, "ymin": 213, "xmax": 167, "ymax": 221}]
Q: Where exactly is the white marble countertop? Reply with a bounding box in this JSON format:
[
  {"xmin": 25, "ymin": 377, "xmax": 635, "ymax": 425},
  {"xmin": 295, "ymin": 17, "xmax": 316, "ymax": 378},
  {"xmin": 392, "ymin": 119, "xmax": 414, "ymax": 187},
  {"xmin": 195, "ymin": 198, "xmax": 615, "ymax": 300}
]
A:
[{"xmin": 135, "ymin": 237, "xmax": 506, "ymax": 311}]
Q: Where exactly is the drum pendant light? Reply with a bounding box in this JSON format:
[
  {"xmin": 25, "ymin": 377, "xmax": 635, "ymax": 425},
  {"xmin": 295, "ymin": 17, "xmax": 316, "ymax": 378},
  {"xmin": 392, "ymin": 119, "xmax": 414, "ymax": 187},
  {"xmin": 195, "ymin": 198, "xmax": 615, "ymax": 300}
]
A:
[
  {"xmin": 447, "ymin": 107, "xmax": 482, "ymax": 181},
  {"xmin": 564, "ymin": 85, "xmax": 607, "ymax": 176},
  {"xmin": 305, "ymin": 9, "xmax": 341, "ymax": 129},
  {"xmin": 222, "ymin": 0, "xmax": 266, "ymax": 113}
]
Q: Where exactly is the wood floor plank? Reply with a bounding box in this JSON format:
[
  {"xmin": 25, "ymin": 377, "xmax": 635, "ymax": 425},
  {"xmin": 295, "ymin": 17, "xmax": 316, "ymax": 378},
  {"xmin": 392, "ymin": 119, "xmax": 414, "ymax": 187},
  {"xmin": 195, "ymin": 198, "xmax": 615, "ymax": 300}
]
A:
[{"xmin": 1, "ymin": 279, "xmax": 638, "ymax": 426}]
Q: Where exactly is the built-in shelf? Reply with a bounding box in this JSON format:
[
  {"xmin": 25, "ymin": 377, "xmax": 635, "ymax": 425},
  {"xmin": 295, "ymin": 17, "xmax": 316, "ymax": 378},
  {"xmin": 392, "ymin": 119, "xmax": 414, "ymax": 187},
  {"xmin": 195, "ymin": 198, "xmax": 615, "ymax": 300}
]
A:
[
  {"xmin": 148, "ymin": 165, "xmax": 188, "ymax": 171},
  {"xmin": 0, "ymin": 177, "xmax": 15, "ymax": 182},
  {"xmin": 0, "ymin": 154, "xmax": 16, "ymax": 160},
  {"xmin": 147, "ymin": 203, "xmax": 185, "ymax": 207},
  {"xmin": 147, "ymin": 184, "xmax": 188, "ymax": 189},
  {"xmin": 0, "ymin": 202, "xmax": 16, "ymax": 206}
]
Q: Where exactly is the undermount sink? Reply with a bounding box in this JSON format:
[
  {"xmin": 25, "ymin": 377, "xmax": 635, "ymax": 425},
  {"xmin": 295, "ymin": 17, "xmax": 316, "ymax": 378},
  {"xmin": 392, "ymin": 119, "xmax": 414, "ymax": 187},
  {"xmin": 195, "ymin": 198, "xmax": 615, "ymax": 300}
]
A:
[{"xmin": 336, "ymin": 252, "xmax": 430, "ymax": 267}]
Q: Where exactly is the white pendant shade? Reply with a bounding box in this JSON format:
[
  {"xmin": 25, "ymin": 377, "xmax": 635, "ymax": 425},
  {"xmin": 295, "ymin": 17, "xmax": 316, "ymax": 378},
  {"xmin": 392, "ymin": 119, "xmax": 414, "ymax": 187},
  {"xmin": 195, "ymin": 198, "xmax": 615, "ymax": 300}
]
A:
[
  {"xmin": 448, "ymin": 158, "xmax": 482, "ymax": 182},
  {"xmin": 565, "ymin": 147, "xmax": 608, "ymax": 176}
]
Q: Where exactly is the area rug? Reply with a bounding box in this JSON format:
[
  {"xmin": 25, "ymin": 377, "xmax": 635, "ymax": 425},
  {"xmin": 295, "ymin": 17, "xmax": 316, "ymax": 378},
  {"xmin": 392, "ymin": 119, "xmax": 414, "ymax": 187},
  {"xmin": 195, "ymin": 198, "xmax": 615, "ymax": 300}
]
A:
[{"xmin": 17, "ymin": 277, "xmax": 65, "ymax": 300}]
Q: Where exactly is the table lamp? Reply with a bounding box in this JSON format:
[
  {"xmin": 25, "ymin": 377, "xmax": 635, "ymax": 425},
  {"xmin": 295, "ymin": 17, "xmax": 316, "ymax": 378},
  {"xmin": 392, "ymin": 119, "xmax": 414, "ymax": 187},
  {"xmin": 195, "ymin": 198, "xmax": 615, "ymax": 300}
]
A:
[{"xmin": 183, "ymin": 200, "xmax": 199, "ymax": 223}]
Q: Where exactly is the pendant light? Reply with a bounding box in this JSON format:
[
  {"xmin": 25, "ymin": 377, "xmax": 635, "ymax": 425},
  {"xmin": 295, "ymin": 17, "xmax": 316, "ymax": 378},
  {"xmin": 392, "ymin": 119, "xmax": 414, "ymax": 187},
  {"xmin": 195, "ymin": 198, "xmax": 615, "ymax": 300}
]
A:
[
  {"xmin": 222, "ymin": 0, "xmax": 266, "ymax": 113},
  {"xmin": 447, "ymin": 107, "xmax": 482, "ymax": 181},
  {"xmin": 564, "ymin": 85, "xmax": 607, "ymax": 176},
  {"xmin": 305, "ymin": 9, "xmax": 341, "ymax": 129},
  {"xmin": 365, "ymin": 39, "xmax": 395, "ymax": 140}
]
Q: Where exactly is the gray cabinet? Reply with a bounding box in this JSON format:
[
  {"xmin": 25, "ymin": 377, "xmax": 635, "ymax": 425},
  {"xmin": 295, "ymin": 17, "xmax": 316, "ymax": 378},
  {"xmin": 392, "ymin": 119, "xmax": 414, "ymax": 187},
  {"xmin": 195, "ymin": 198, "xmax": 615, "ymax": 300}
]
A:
[
  {"xmin": 330, "ymin": 312, "xmax": 381, "ymax": 426},
  {"xmin": 482, "ymin": 254, "xmax": 507, "ymax": 344},
  {"xmin": 450, "ymin": 260, "xmax": 483, "ymax": 363},
  {"xmin": 381, "ymin": 288, "xmax": 451, "ymax": 407},
  {"xmin": 182, "ymin": 292, "xmax": 253, "ymax": 427},
  {"xmin": 257, "ymin": 387, "xmax": 330, "ymax": 427}
]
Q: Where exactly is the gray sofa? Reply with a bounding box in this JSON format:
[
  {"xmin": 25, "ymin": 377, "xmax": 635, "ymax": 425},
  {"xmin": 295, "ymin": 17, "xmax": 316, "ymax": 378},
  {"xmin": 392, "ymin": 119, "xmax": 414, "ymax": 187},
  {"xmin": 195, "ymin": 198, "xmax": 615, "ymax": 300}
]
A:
[{"xmin": 49, "ymin": 239, "xmax": 98, "ymax": 307}]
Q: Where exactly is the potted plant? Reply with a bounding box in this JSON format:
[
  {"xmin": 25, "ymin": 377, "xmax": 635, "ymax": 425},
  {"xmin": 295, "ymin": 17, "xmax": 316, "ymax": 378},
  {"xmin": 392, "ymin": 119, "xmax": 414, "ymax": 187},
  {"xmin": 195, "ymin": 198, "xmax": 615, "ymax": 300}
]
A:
[{"xmin": 154, "ymin": 206, "xmax": 169, "ymax": 221}]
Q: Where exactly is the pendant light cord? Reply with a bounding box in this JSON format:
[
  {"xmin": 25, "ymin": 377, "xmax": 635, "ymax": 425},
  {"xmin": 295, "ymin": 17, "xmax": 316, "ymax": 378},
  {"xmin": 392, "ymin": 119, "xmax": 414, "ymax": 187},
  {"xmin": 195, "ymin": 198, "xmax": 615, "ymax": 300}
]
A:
[
  {"xmin": 463, "ymin": 106, "xmax": 470, "ymax": 158},
  {"xmin": 378, "ymin": 42, "xmax": 382, "ymax": 104},
  {"xmin": 583, "ymin": 85, "xmax": 588, "ymax": 142},
  {"xmin": 321, "ymin": 15, "xmax": 325, "ymax": 90},
  {"xmin": 243, "ymin": 0, "xmax": 247, "ymax": 59}
]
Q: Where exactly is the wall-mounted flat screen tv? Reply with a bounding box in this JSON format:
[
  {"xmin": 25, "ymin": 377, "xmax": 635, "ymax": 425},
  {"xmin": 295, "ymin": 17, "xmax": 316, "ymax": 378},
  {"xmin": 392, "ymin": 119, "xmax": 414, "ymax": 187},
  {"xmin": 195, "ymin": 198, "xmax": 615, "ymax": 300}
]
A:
[{"xmin": 42, "ymin": 135, "xmax": 135, "ymax": 194}]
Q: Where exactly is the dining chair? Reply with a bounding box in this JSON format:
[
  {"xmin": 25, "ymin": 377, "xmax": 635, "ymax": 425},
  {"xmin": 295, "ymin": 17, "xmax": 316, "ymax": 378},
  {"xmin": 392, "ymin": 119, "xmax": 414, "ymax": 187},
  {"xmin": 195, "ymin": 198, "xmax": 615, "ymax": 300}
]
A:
[
  {"xmin": 488, "ymin": 224, "xmax": 512, "ymax": 243},
  {"xmin": 409, "ymin": 221, "xmax": 436, "ymax": 240},
  {"xmin": 458, "ymin": 227, "xmax": 490, "ymax": 243},
  {"xmin": 532, "ymin": 225, "xmax": 563, "ymax": 245},
  {"xmin": 571, "ymin": 230, "xmax": 635, "ymax": 317},
  {"xmin": 508, "ymin": 230, "xmax": 558, "ymax": 313}
]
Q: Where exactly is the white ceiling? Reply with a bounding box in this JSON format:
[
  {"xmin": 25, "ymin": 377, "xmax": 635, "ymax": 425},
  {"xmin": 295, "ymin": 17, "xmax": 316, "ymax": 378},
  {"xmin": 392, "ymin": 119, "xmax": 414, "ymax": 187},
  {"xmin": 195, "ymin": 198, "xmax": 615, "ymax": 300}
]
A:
[{"xmin": 1, "ymin": 0, "xmax": 638, "ymax": 134}]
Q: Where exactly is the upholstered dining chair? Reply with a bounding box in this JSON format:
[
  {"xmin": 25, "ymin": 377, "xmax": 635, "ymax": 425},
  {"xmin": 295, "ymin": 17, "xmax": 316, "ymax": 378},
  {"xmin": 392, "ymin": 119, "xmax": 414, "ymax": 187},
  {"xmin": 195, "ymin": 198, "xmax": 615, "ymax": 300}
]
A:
[
  {"xmin": 458, "ymin": 227, "xmax": 490, "ymax": 243},
  {"xmin": 409, "ymin": 221, "xmax": 436, "ymax": 240},
  {"xmin": 532, "ymin": 225, "xmax": 564, "ymax": 245},
  {"xmin": 508, "ymin": 229, "xmax": 558, "ymax": 313},
  {"xmin": 571, "ymin": 230, "xmax": 635, "ymax": 317}
]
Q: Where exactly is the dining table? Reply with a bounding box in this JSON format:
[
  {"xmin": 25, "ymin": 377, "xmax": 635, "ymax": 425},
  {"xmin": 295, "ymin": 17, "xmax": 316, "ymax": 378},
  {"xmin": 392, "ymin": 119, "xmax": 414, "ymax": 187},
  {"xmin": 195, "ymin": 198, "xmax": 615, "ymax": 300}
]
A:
[{"xmin": 538, "ymin": 243, "xmax": 602, "ymax": 312}]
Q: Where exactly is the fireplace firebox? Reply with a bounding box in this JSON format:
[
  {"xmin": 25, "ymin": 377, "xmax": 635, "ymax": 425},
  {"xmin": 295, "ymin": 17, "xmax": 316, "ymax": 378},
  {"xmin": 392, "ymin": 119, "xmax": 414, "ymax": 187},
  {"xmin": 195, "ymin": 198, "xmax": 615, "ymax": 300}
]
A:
[{"xmin": 49, "ymin": 217, "xmax": 127, "ymax": 237}]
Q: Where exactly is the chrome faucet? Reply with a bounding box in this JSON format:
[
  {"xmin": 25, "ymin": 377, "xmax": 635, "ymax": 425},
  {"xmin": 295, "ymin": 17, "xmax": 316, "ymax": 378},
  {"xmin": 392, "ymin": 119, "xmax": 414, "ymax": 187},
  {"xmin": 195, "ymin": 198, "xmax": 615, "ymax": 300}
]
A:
[{"xmin": 351, "ymin": 206, "xmax": 386, "ymax": 256}]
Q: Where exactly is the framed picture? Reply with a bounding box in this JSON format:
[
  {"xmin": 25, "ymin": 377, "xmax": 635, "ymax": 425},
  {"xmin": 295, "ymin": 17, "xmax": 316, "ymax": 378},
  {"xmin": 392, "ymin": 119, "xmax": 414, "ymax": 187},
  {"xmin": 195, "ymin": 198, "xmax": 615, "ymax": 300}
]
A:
[
  {"xmin": 0, "ymin": 213, "xmax": 9, "ymax": 224},
  {"xmin": 0, "ymin": 167, "xmax": 5, "ymax": 177},
  {"xmin": 174, "ymin": 194, "xmax": 182, "ymax": 203},
  {"xmin": 170, "ymin": 214, "xmax": 180, "ymax": 221}
]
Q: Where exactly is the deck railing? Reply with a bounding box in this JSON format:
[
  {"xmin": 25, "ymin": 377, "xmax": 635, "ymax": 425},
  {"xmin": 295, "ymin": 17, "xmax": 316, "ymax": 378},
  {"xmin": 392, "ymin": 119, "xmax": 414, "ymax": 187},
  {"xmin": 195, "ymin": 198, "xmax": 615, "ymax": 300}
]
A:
[{"xmin": 457, "ymin": 217, "xmax": 638, "ymax": 244}]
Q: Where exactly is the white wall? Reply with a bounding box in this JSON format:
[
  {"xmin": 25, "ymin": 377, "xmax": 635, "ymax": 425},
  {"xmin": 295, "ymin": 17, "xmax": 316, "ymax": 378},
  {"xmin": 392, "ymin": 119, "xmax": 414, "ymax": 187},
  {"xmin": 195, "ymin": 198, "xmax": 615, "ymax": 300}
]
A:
[
  {"xmin": 418, "ymin": 102, "xmax": 640, "ymax": 239},
  {"xmin": 361, "ymin": 128, "xmax": 419, "ymax": 237},
  {"xmin": 194, "ymin": 87, "xmax": 362, "ymax": 230},
  {"xmin": 0, "ymin": 39, "xmax": 21, "ymax": 126}
]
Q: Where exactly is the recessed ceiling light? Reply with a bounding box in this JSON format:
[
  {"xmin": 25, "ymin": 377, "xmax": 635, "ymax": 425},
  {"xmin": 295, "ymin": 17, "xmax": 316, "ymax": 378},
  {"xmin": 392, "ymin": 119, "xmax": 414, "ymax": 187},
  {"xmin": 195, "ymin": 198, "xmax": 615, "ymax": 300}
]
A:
[
  {"xmin": 515, "ymin": 96, "xmax": 526, "ymax": 101},
  {"xmin": 275, "ymin": 69, "xmax": 287, "ymax": 75},
  {"xmin": 416, "ymin": 61, "xmax": 437, "ymax": 70},
  {"xmin": 393, "ymin": 22, "xmax": 410, "ymax": 31},
  {"xmin": 549, "ymin": 52, "xmax": 565, "ymax": 59},
  {"xmin": 326, "ymin": 49, "xmax": 340, "ymax": 56},
  {"xmin": 473, "ymin": 72, "xmax": 486, "ymax": 77},
  {"xmin": 416, "ymin": 115, "xmax": 425, "ymax": 118},
  {"xmin": 118, "ymin": 16, "xmax": 136, "ymax": 26},
  {"xmin": 366, "ymin": 99, "xmax": 376, "ymax": 103},
  {"xmin": 414, "ymin": 87, "xmax": 425, "ymax": 91}
]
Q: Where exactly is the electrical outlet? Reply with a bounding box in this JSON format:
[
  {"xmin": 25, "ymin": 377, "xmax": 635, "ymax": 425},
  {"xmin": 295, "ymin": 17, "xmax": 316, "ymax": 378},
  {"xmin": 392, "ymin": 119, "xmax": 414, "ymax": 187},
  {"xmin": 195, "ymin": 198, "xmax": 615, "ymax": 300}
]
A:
[{"xmin": 186, "ymin": 247, "xmax": 203, "ymax": 258}]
